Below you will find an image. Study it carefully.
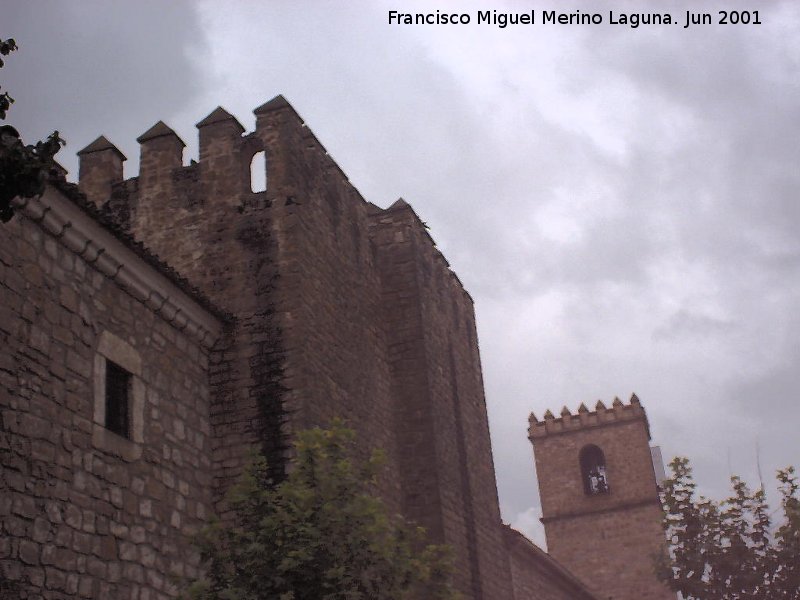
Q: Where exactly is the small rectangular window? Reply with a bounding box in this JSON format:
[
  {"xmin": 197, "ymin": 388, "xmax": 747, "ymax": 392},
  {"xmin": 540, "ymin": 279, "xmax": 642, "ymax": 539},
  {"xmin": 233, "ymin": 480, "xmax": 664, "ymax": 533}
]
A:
[{"xmin": 105, "ymin": 360, "xmax": 131, "ymax": 438}]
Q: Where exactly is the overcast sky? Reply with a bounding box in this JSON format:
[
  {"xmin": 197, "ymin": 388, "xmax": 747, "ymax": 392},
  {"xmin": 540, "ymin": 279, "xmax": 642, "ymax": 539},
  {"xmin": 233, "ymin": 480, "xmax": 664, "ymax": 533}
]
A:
[{"xmin": 5, "ymin": 0, "xmax": 799, "ymax": 548}]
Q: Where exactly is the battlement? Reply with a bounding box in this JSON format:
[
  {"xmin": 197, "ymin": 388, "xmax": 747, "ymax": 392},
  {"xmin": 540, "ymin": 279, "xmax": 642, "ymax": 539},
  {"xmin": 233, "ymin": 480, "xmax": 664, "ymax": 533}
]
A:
[
  {"xmin": 75, "ymin": 95, "xmax": 330, "ymax": 208},
  {"xmin": 71, "ymin": 94, "xmax": 480, "ymax": 317},
  {"xmin": 528, "ymin": 393, "xmax": 650, "ymax": 439}
]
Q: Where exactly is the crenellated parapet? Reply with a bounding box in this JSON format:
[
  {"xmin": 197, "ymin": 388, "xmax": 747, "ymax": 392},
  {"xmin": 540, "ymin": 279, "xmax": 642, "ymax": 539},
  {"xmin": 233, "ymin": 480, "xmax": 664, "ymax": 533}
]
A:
[
  {"xmin": 528, "ymin": 393, "xmax": 650, "ymax": 440},
  {"xmin": 74, "ymin": 95, "xmax": 369, "ymax": 222}
]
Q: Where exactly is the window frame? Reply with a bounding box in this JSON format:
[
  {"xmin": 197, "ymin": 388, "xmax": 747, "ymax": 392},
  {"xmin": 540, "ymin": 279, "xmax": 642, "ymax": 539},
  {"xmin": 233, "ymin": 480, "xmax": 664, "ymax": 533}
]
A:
[
  {"xmin": 104, "ymin": 359, "xmax": 132, "ymax": 438},
  {"xmin": 92, "ymin": 331, "xmax": 144, "ymax": 461}
]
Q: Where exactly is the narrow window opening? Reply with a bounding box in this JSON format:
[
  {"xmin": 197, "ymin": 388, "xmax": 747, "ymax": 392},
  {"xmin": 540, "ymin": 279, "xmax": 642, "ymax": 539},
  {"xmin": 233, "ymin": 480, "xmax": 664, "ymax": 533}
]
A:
[
  {"xmin": 250, "ymin": 150, "xmax": 267, "ymax": 193},
  {"xmin": 105, "ymin": 360, "xmax": 131, "ymax": 439},
  {"xmin": 580, "ymin": 444, "xmax": 610, "ymax": 495}
]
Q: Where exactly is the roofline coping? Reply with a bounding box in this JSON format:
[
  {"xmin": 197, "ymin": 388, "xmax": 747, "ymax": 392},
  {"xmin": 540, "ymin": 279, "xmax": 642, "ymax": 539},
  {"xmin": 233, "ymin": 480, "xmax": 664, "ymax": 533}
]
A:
[{"xmin": 12, "ymin": 188, "xmax": 224, "ymax": 349}]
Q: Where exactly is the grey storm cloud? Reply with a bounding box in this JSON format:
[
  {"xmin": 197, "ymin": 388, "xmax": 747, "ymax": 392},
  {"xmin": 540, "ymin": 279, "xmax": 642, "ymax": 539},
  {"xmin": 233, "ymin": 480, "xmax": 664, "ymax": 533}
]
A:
[{"xmin": 4, "ymin": 0, "xmax": 209, "ymax": 175}]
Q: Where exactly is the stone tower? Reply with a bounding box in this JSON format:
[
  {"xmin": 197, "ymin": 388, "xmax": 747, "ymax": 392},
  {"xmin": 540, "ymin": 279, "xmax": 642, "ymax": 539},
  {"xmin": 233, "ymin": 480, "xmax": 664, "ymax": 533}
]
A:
[
  {"xmin": 528, "ymin": 395, "xmax": 673, "ymax": 600},
  {"xmin": 72, "ymin": 96, "xmax": 514, "ymax": 599}
]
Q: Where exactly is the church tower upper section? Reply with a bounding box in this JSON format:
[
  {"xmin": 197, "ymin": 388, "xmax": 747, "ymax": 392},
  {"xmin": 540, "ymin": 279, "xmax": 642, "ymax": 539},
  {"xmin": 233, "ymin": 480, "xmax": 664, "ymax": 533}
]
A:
[{"xmin": 529, "ymin": 395, "xmax": 674, "ymax": 600}]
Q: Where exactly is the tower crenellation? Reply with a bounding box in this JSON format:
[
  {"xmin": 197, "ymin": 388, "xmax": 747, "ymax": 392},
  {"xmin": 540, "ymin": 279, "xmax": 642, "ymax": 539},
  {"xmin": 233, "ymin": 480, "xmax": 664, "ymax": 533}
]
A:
[{"xmin": 529, "ymin": 393, "xmax": 649, "ymax": 439}]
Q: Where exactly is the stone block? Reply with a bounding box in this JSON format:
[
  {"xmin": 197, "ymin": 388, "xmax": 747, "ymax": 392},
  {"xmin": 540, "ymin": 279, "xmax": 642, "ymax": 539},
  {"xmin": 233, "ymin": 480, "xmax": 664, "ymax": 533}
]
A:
[{"xmin": 19, "ymin": 540, "xmax": 40, "ymax": 565}]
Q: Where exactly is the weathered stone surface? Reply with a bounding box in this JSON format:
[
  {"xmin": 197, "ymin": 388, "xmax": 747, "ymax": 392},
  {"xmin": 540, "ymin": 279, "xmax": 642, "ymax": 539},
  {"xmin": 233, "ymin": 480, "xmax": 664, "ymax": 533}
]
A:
[
  {"xmin": 1, "ymin": 186, "xmax": 216, "ymax": 597},
  {"xmin": 503, "ymin": 525, "xmax": 598, "ymax": 600},
  {"xmin": 19, "ymin": 540, "xmax": 40, "ymax": 565}
]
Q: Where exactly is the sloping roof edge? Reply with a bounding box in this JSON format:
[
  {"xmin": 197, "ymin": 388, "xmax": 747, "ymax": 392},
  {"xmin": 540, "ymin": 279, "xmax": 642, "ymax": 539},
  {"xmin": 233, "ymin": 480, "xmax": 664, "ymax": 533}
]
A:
[
  {"xmin": 501, "ymin": 524, "xmax": 601, "ymax": 600},
  {"xmin": 12, "ymin": 176, "xmax": 232, "ymax": 347}
]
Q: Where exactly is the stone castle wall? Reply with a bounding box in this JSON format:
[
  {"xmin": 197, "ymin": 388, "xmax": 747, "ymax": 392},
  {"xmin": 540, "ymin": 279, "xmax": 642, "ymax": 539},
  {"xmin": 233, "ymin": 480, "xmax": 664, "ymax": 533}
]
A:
[
  {"xmin": 0, "ymin": 187, "xmax": 223, "ymax": 599},
  {"xmin": 74, "ymin": 96, "xmax": 514, "ymax": 598},
  {"xmin": 370, "ymin": 201, "xmax": 513, "ymax": 598}
]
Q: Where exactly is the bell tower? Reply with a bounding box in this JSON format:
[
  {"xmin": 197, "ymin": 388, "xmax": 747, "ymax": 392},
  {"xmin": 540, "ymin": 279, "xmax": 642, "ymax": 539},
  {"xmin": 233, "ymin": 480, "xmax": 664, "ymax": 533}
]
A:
[{"xmin": 528, "ymin": 394, "xmax": 674, "ymax": 600}]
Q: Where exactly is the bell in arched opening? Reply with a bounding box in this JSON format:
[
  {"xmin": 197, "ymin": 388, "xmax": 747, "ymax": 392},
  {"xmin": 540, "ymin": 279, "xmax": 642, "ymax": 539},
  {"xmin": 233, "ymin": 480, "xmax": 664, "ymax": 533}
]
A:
[{"xmin": 579, "ymin": 444, "xmax": 610, "ymax": 495}]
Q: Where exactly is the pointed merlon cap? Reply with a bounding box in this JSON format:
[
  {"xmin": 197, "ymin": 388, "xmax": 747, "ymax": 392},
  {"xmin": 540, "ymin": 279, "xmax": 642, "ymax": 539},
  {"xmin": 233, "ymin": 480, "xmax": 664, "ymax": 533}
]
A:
[
  {"xmin": 577, "ymin": 403, "xmax": 589, "ymax": 414},
  {"xmin": 388, "ymin": 197, "xmax": 411, "ymax": 211},
  {"xmin": 253, "ymin": 94, "xmax": 291, "ymax": 115},
  {"xmin": 529, "ymin": 411, "xmax": 538, "ymax": 423},
  {"xmin": 137, "ymin": 121, "xmax": 186, "ymax": 146},
  {"xmin": 77, "ymin": 135, "xmax": 126, "ymax": 161},
  {"xmin": 543, "ymin": 409, "xmax": 555, "ymax": 420},
  {"xmin": 612, "ymin": 396, "xmax": 623, "ymax": 407},
  {"xmin": 196, "ymin": 106, "xmax": 245, "ymax": 133},
  {"xmin": 560, "ymin": 406, "xmax": 571, "ymax": 417},
  {"xmin": 595, "ymin": 400, "xmax": 606, "ymax": 410},
  {"xmin": 630, "ymin": 393, "xmax": 641, "ymax": 406}
]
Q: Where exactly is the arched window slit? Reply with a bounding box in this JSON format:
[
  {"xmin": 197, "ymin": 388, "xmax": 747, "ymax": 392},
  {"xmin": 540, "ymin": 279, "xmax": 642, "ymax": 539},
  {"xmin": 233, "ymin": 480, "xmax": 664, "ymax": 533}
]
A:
[{"xmin": 250, "ymin": 150, "xmax": 267, "ymax": 193}]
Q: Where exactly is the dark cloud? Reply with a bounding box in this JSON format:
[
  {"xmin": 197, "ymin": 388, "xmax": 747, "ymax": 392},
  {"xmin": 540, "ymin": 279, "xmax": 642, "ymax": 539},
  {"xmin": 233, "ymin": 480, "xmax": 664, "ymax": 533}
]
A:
[
  {"xmin": 3, "ymin": 0, "xmax": 210, "ymax": 176},
  {"xmin": 653, "ymin": 309, "xmax": 737, "ymax": 340}
]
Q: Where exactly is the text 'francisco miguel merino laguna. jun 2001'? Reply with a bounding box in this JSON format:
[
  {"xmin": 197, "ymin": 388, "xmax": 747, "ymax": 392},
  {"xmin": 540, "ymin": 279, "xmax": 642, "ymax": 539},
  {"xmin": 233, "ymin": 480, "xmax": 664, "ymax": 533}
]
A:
[{"xmin": 388, "ymin": 9, "xmax": 763, "ymax": 29}]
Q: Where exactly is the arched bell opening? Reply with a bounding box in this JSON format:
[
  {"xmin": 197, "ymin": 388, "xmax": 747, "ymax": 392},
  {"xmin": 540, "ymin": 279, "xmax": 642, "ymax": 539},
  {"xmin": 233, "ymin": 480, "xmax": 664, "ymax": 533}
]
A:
[{"xmin": 579, "ymin": 444, "xmax": 610, "ymax": 495}]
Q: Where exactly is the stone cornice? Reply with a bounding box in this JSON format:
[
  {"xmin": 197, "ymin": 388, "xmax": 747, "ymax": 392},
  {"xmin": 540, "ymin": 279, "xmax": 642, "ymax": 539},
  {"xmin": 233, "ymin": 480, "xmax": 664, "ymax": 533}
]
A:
[
  {"xmin": 540, "ymin": 497, "xmax": 661, "ymax": 524},
  {"xmin": 12, "ymin": 188, "xmax": 223, "ymax": 348}
]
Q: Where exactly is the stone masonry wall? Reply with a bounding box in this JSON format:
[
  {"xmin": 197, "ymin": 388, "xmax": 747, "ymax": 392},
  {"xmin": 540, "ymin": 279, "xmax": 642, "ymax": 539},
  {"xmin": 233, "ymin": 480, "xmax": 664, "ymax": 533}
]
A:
[
  {"xmin": 107, "ymin": 99, "xmax": 401, "ymax": 511},
  {"xmin": 0, "ymin": 192, "xmax": 218, "ymax": 599},
  {"xmin": 502, "ymin": 525, "xmax": 599, "ymax": 600},
  {"xmin": 369, "ymin": 201, "xmax": 514, "ymax": 599},
  {"xmin": 75, "ymin": 96, "xmax": 514, "ymax": 598},
  {"xmin": 251, "ymin": 101, "xmax": 400, "ymax": 507},
  {"xmin": 545, "ymin": 503, "xmax": 670, "ymax": 600},
  {"xmin": 102, "ymin": 108, "xmax": 291, "ymax": 505}
]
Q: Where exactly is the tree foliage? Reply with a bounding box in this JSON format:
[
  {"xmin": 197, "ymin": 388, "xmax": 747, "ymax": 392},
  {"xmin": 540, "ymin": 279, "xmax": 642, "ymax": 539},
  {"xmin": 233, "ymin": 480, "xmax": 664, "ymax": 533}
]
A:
[
  {"xmin": 658, "ymin": 457, "xmax": 800, "ymax": 599},
  {"xmin": 185, "ymin": 421, "xmax": 458, "ymax": 600},
  {"xmin": 0, "ymin": 38, "xmax": 18, "ymax": 119},
  {"xmin": 0, "ymin": 36, "xmax": 65, "ymax": 223}
]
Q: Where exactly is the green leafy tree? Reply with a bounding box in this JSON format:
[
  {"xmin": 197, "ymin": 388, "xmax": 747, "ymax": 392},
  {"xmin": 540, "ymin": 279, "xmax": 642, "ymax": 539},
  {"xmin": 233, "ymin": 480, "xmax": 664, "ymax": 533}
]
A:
[
  {"xmin": 774, "ymin": 468, "xmax": 800, "ymax": 598},
  {"xmin": 0, "ymin": 38, "xmax": 17, "ymax": 119},
  {"xmin": 658, "ymin": 457, "xmax": 800, "ymax": 599},
  {"xmin": 0, "ymin": 36, "xmax": 65, "ymax": 223},
  {"xmin": 186, "ymin": 421, "xmax": 458, "ymax": 600}
]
